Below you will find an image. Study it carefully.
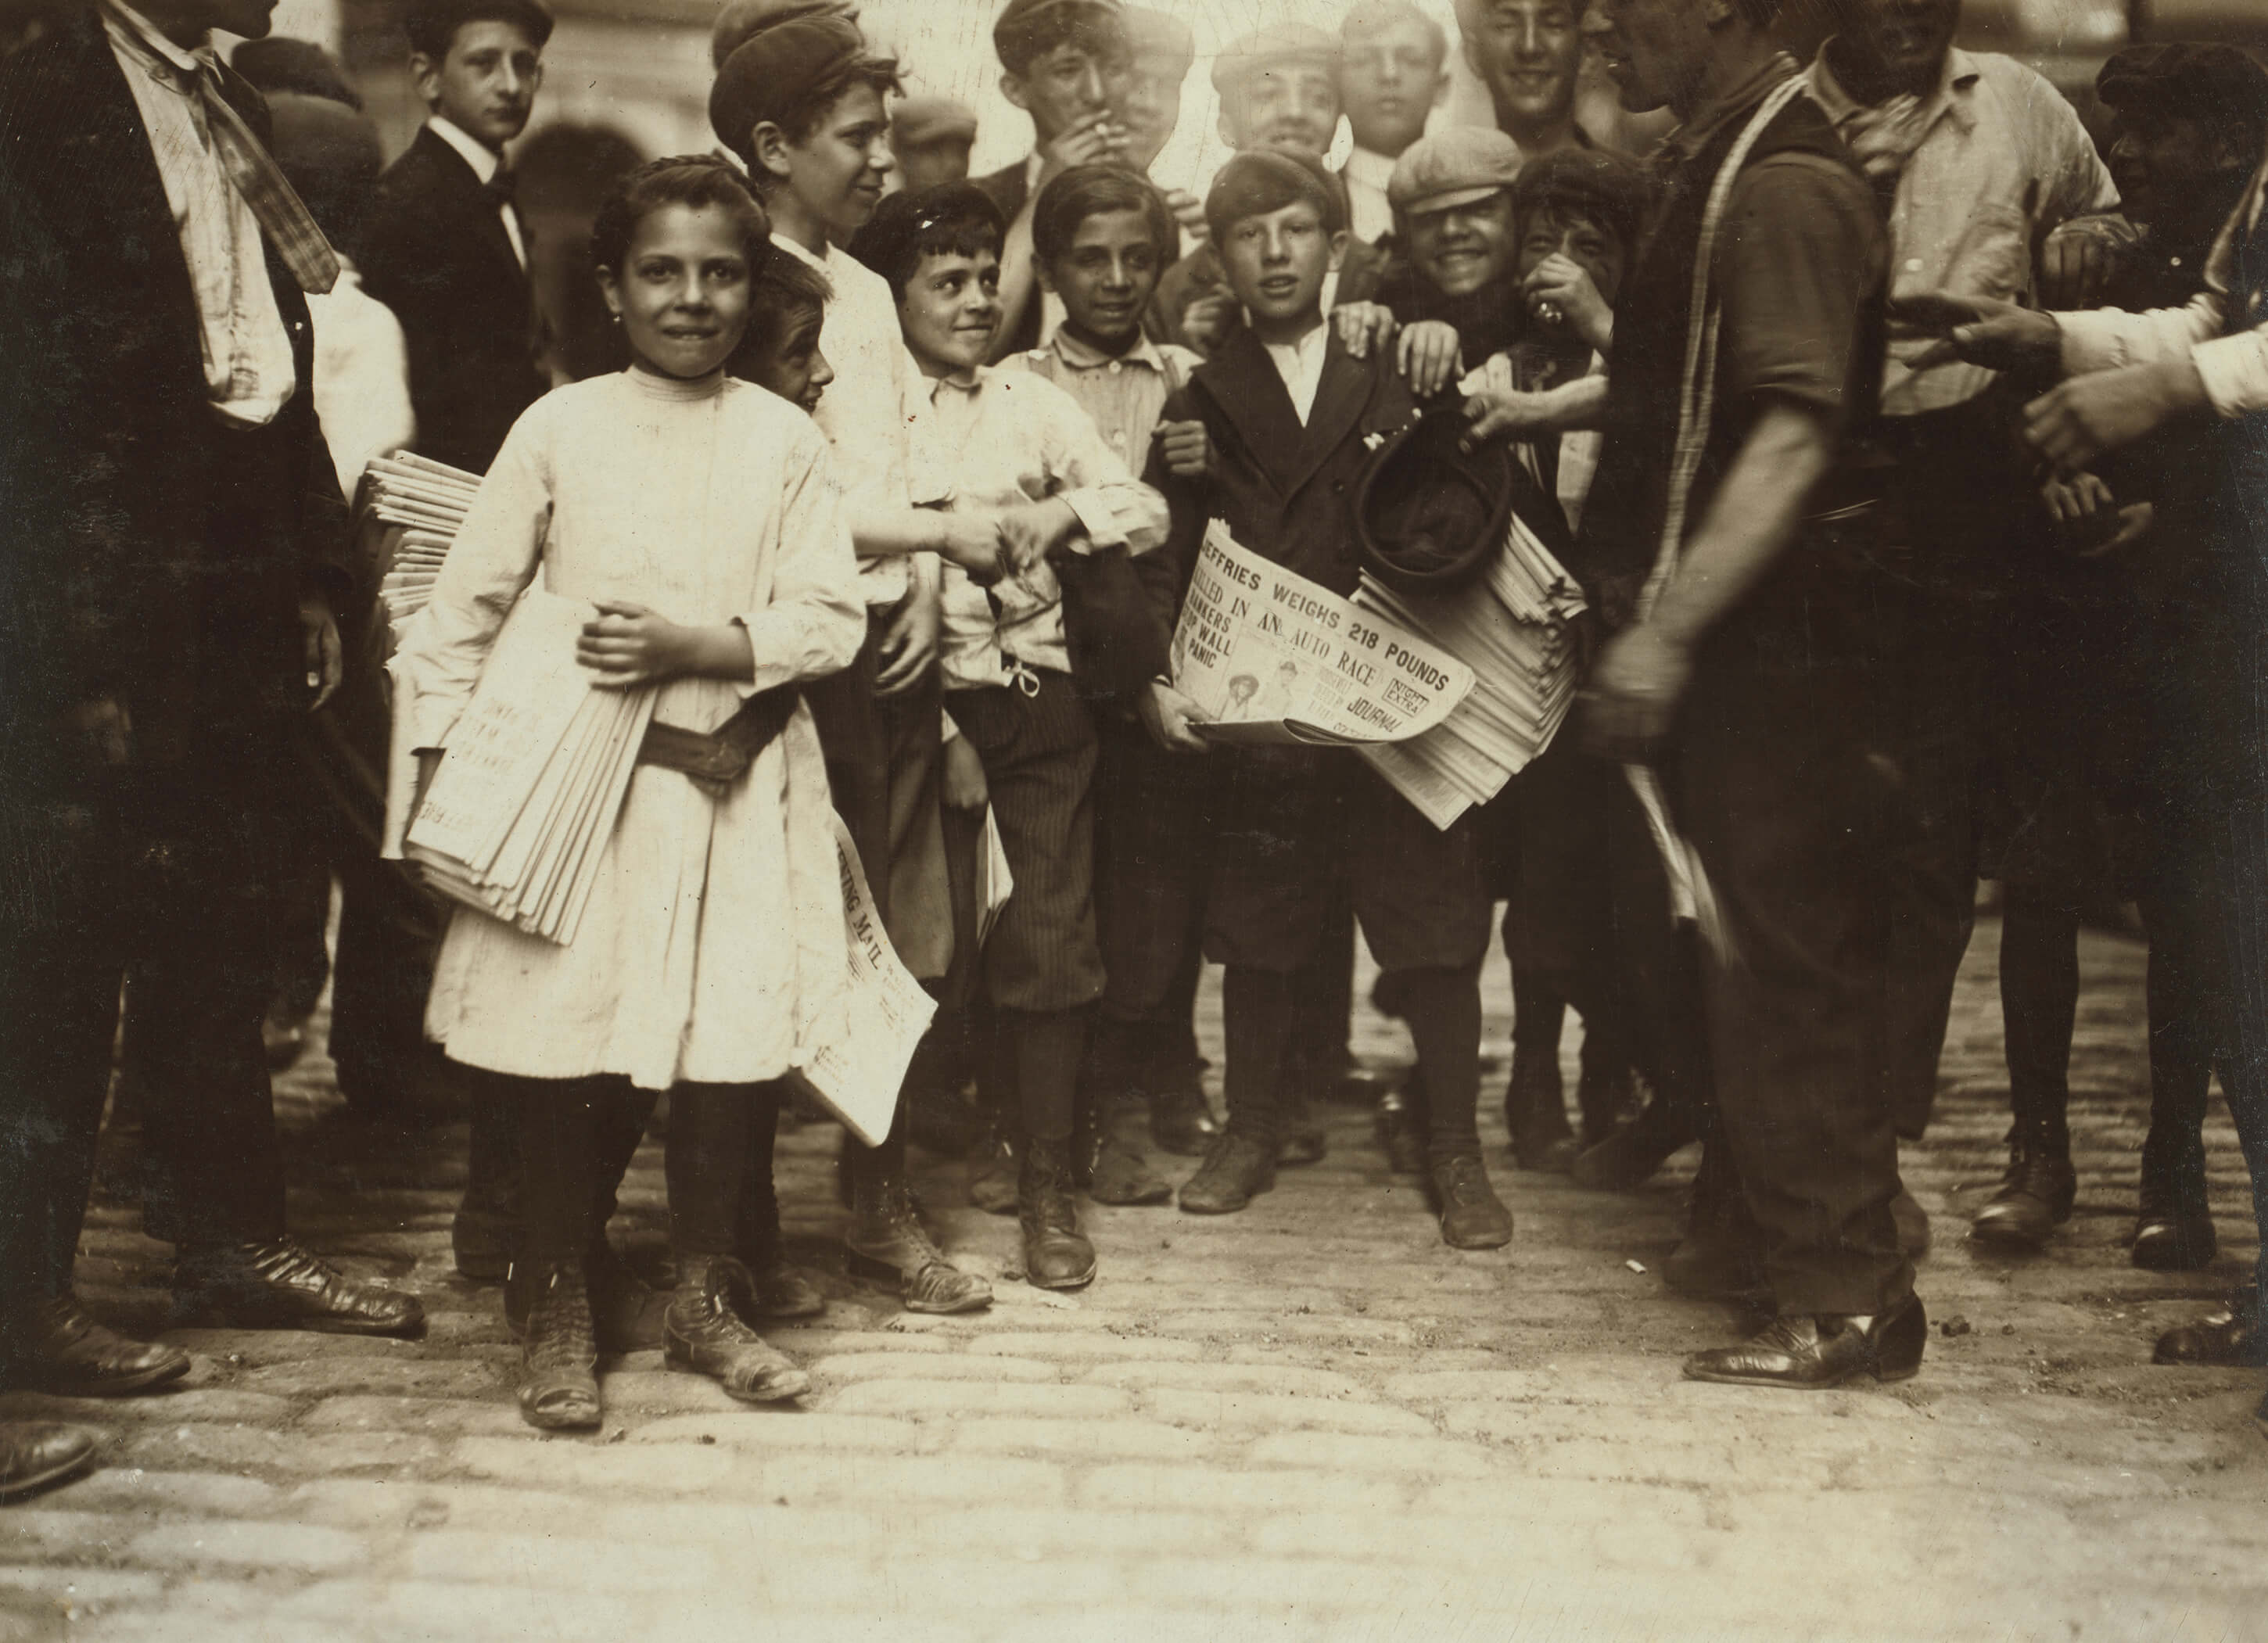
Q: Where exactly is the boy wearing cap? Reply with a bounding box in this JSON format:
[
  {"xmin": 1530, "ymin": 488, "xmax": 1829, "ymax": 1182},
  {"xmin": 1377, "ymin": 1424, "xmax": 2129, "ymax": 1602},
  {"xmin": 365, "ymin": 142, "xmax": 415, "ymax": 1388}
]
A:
[
  {"xmin": 1338, "ymin": 0, "xmax": 1451, "ymax": 246},
  {"xmin": 976, "ymin": 0, "xmax": 1132, "ymax": 356},
  {"xmin": 714, "ymin": 16, "xmax": 1003, "ymax": 1316},
  {"xmin": 863, "ymin": 182, "xmax": 1171, "ymax": 1288},
  {"xmin": 1153, "ymin": 22, "xmax": 1387, "ymax": 357},
  {"xmin": 363, "ymin": 0, "xmax": 554, "ymax": 479},
  {"xmin": 1135, "ymin": 152, "xmax": 1510, "ymax": 1250},
  {"xmin": 892, "ymin": 95, "xmax": 978, "ymax": 192}
]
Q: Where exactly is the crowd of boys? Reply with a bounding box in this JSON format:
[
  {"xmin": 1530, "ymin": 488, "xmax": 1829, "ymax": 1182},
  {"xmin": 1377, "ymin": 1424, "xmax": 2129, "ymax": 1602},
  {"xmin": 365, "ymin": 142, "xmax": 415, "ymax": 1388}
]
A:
[{"xmin": 2, "ymin": 0, "xmax": 2266, "ymax": 1498}]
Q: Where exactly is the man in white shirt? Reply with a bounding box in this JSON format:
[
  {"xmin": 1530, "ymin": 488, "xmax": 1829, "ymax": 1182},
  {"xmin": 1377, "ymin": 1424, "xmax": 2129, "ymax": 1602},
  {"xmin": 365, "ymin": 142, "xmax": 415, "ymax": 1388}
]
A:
[
  {"xmin": 361, "ymin": 0, "xmax": 552, "ymax": 478},
  {"xmin": 1337, "ymin": 0, "xmax": 1451, "ymax": 248}
]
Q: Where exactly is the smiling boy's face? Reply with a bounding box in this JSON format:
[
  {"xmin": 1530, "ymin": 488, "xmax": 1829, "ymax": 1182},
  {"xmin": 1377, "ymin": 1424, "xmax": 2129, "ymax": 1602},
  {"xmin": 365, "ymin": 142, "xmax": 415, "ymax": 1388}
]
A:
[
  {"xmin": 1217, "ymin": 199, "xmax": 1340, "ymax": 330},
  {"xmin": 898, "ymin": 246, "xmax": 1002, "ymax": 376},
  {"xmin": 1040, "ymin": 206, "xmax": 1162, "ymax": 351}
]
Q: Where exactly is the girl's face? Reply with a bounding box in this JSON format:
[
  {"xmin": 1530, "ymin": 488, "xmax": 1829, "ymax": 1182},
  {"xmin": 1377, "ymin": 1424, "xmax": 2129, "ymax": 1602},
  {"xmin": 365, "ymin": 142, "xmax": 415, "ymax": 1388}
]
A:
[
  {"xmin": 749, "ymin": 300, "xmax": 835, "ymax": 414},
  {"xmin": 598, "ymin": 202, "xmax": 754, "ymax": 380}
]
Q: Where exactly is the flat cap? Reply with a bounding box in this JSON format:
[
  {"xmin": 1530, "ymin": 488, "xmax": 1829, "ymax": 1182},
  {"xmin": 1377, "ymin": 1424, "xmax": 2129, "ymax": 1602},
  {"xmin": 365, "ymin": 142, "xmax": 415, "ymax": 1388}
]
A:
[
  {"xmin": 892, "ymin": 94, "xmax": 978, "ymax": 148},
  {"xmin": 1210, "ymin": 20, "xmax": 1339, "ymax": 97},
  {"xmin": 709, "ymin": 13, "xmax": 871, "ymax": 156},
  {"xmin": 2098, "ymin": 43, "xmax": 2268, "ymax": 146},
  {"xmin": 1388, "ymin": 126, "xmax": 1523, "ymax": 215},
  {"xmin": 992, "ymin": 0, "xmax": 1127, "ymax": 70},
  {"xmin": 710, "ymin": 0, "xmax": 856, "ymax": 70}
]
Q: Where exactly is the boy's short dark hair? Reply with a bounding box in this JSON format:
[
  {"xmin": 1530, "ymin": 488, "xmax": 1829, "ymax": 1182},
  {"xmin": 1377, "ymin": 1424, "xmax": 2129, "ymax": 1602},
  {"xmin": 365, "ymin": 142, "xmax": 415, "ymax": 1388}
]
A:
[
  {"xmin": 745, "ymin": 252, "xmax": 834, "ymax": 352},
  {"xmin": 994, "ymin": 0, "xmax": 1127, "ymax": 77},
  {"xmin": 709, "ymin": 16, "xmax": 902, "ymax": 160},
  {"xmin": 1509, "ymin": 145, "xmax": 1653, "ymax": 259},
  {"xmin": 590, "ymin": 154, "xmax": 772, "ymax": 276},
  {"xmin": 853, "ymin": 181, "xmax": 1007, "ymax": 304},
  {"xmin": 1032, "ymin": 165, "xmax": 1175, "ymax": 267},
  {"xmin": 1204, "ymin": 149, "xmax": 1346, "ymax": 244},
  {"xmin": 403, "ymin": 0, "xmax": 554, "ymax": 59}
]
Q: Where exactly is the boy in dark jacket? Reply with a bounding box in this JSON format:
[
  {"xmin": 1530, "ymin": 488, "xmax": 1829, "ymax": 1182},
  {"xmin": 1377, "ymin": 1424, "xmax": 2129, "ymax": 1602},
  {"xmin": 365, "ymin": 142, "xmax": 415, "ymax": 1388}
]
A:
[{"xmin": 1134, "ymin": 152, "xmax": 1509, "ymax": 1248}]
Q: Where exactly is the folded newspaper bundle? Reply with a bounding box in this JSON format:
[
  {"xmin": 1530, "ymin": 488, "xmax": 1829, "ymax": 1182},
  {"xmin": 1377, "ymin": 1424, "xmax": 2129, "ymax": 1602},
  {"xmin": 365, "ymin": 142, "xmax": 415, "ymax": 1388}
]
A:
[
  {"xmin": 401, "ymin": 587, "xmax": 659, "ymax": 947},
  {"xmin": 364, "ymin": 453, "xmax": 482, "ymax": 628},
  {"xmin": 1351, "ymin": 508, "xmax": 1588, "ymax": 829}
]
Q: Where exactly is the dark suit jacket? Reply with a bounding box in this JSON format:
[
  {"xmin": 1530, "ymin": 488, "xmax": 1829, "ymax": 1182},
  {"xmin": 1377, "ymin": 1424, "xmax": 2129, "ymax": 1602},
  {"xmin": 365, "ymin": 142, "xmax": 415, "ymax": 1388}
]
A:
[
  {"xmin": 1147, "ymin": 232, "xmax": 1389, "ymax": 360},
  {"xmin": 0, "ymin": 8, "xmax": 348, "ymax": 768},
  {"xmin": 361, "ymin": 124, "xmax": 548, "ymax": 475}
]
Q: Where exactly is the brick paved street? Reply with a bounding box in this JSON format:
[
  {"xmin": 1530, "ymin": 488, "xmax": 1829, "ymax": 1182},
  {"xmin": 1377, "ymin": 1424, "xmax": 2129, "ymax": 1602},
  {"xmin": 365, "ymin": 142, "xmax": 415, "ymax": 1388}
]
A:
[{"xmin": 4, "ymin": 920, "xmax": 2265, "ymax": 1642}]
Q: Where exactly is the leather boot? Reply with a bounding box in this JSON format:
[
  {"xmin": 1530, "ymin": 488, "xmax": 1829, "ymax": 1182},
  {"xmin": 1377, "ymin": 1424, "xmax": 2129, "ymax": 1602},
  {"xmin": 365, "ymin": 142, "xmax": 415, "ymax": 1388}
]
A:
[
  {"xmin": 1073, "ymin": 1102, "xmax": 1170, "ymax": 1207},
  {"xmin": 1148, "ymin": 1079, "xmax": 1219, "ymax": 1157},
  {"xmin": 845, "ymin": 1178, "xmax": 993, "ymax": 1314},
  {"xmin": 506, "ymin": 1239, "xmax": 667, "ymax": 1352},
  {"xmin": 0, "ymin": 1422, "xmax": 100, "ymax": 1499},
  {"xmin": 1019, "ymin": 1140, "xmax": 1096, "ymax": 1290},
  {"xmin": 1178, "ymin": 1131, "xmax": 1277, "ymax": 1214},
  {"xmin": 736, "ymin": 1172, "xmax": 827, "ymax": 1321},
  {"xmin": 1970, "ymin": 1143, "xmax": 2077, "ymax": 1250},
  {"xmin": 1430, "ymin": 1153, "xmax": 1514, "ymax": 1249},
  {"xmin": 2, "ymin": 1296, "xmax": 189, "ymax": 1397},
  {"xmin": 1373, "ymin": 1082, "xmax": 1426, "ymax": 1177},
  {"xmin": 517, "ymin": 1261, "xmax": 600, "ymax": 1430},
  {"xmin": 1506, "ymin": 1045, "xmax": 1579, "ymax": 1174},
  {"xmin": 174, "ymin": 1239, "xmax": 424, "ymax": 1338},
  {"xmin": 2133, "ymin": 1130, "xmax": 2216, "ymax": 1271},
  {"xmin": 665, "ymin": 1257, "xmax": 810, "ymax": 1402}
]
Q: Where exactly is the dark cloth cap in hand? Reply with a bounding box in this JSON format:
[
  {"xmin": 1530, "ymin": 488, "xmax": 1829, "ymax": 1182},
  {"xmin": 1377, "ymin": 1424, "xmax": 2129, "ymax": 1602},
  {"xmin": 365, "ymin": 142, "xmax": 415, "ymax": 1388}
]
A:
[
  {"xmin": 1204, "ymin": 149, "xmax": 1346, "ymax": 241},
  {"xmin": 1355, "ymin": 408, "xmax": 1513, "ymax": 597},
  {"xmin": 709, "ymin": 13, "xmax": 871, "ymax": 153}
]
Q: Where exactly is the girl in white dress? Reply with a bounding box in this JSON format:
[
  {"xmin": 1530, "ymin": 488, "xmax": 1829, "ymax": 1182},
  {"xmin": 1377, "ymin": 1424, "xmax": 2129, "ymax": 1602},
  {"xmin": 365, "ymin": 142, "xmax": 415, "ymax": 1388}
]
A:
[{"xmin": 397, "ymin": 157, "xmax": 864, "ymax": 1429}]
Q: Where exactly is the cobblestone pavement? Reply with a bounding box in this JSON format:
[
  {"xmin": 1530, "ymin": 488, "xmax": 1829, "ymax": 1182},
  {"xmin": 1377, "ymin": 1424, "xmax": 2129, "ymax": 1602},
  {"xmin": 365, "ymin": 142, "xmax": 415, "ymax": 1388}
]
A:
[{"xmin": 3, "ymin": 921, "xmax": 2264, "ymax": 1642}]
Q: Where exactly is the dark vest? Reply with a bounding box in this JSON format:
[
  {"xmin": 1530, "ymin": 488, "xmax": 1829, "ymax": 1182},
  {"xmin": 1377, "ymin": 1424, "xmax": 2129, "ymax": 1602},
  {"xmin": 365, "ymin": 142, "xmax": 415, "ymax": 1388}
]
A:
[{"xmin": 1574, "ymin": 84, "xmax": 1884, "ymax": 608}]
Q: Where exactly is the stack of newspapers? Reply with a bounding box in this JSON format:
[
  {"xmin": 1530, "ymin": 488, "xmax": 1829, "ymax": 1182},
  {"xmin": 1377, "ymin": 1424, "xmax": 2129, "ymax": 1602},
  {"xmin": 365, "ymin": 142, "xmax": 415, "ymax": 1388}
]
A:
[
  {"xmin": 365, "ymin": 454, "xmax": 482, "ymax": 626},
  {"xmin": 402, "ymin": 587, "xmax": 658, "ymax": 946},
  {"xmin": 1353, "ymin": 511, "xmax": 1588, "ymax": 830}
]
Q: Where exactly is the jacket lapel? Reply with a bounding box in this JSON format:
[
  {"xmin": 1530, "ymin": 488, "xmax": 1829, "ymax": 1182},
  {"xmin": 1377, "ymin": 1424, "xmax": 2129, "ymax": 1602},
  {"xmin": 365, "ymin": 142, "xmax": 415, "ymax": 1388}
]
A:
[
  {"xmin": 417, "ymin": 125, "xmax": 519, "ymax": 274},
  {"xmin": 1193, "ymin": 327, "xmax": 1306, "ymax": 495},
  {"xmin": 1282, "ymin": 336, "xmax": 1373, "ymax": 500}
]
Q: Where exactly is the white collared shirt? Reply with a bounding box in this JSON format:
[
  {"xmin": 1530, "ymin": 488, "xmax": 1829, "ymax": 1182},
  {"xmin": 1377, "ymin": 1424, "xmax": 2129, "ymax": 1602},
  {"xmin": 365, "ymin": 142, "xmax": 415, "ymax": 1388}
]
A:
[
  {"xmin": 1261, "ymin": 319, "xmax": 1331, "ymax": 425},
  {"xmin": 1806, "ymin": 45, "xmax": 2115, "ymax": 416},
  {"xmin": 1341, "ymin": 145, "xmax": 1398, "ymax": 246},
  {"xmin": 427, "ymin": 115, "xmax": 527, "ymax": 271},
  {"xmin": 102, "ymin": 0, "xmax": 296, "ymax": 425}
]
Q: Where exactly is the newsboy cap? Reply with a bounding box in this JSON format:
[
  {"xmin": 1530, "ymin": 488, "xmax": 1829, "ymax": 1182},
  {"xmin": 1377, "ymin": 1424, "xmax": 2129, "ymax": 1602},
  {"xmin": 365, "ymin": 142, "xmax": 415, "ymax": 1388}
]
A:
[
  {"xmin": 1388, "ymin": 126, "xmax": 1523, "ymax": 216},
  {"xmin": 1210, "ymin": 20, "xmax": 1339, "ymax": 98},
  {"xmin": 1355, "ymin": 407, "xmax": 1513, "ymax": 597},
  {"xmin": 709, "ymin": 13, "xmax": 872, "ymax": 156},
  {"xmin": 710, "ymin": 0, "xmax": 856, "ymax": 70},
  {"xmin": 892, "ymin": 95, "xmax": 978, "ymax": 149},
  {"xmin": 2098, "ymin": 43, "xmax": 2268, "ymax": 153}
]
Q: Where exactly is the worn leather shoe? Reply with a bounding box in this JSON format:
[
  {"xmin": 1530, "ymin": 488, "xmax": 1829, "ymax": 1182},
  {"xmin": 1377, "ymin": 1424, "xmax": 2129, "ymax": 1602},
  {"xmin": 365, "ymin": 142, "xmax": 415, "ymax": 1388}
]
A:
[
  {"xmin": 1570, "ymin": 1111, "xmax": 1688, "ymax": 1191},
  {"xmin": 507, "ymin": 1241, "xmax": 666, "ymax": 1353},
  {"xmin": 845, "ymin": 1185, "xmax": 993, "ymax": 1314},
  {"xmin": 175, "ymin": 1239, "xmax": 425, "ymax": 1338},
  {"xmin": 1430, "ymin": 1154, "xmax": 1513, "ymax": 1250},
  {"xmin": 3, "ymin": 1296, "xmax": 189, "ymax": 1397},
  {"xmin": 967, "ymin": 1122, "xmax": 1020, "ymax": 1215},
  {"xmin": 518, "ymin": 1260, "xmax": 600, "ymax": 1430},
  {"xmin": 1683, "ymin": 1295, "xmax": 1927, "ymax": 1389},
  {"xmin": 1073, "ymin": 1109, "xmax": 1171, "ymax": 1207},
  {"xmin": 1178, "ymin": 1132, "xmax": 1277, "ymax": 1214},
  {"xmin": 665, "ymin": 1257, "xmax": 810, "ymax": 1402},
  {"xmin": 1020, "ymin": 1141, "xmax": 1097, "ymax": 1290},
  {"xmin": 1149, "ymin": 1082, "xmax": 1220, "ymax": 1157},
  {"xmin": 0, "ymin": 1422, "xmax": 100, "ymax": 1499},
  {"xmin": 2132, "ymin": 1210, "xmax": 2217, "ymax": 1272},
  {"xmin": 2155, "ymin": 1284, "xmax": 2266, "ymax": 1367},
  {"xmin": 1970, "ymin": 1149, "xmax": 2076, "ymax": 1250}
]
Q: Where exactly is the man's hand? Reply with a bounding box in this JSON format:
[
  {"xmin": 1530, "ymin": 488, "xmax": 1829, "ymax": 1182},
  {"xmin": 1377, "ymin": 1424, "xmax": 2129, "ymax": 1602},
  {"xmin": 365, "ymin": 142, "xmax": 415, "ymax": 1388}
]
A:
[
  {"xmin": 1137, "ymin": 679, "xmax": 1210, "ymax": 752},
  {"xmin": 1462, "ymin": 385, "xmax": 1554, "ymax": 444},
  {"xmin": 1578, "ymin": 622, "xmax": 1693, "ymax": 764},
  {"xmin": 874, "ymin": 578, "xmax": 940, "ymax": 696},
  {"xmin": 1522, "ymin": 254, "xmax": 1613, "ymax": 352},
  {"xmin": 936, "ymin": 511, "xmax": 1010, "ymax": 585},
  {"xmin": 300, "ymin": 594, "xmax": 343, "ymax": 711},
  {"xmin": 1037, "ymin": 108, "xmax": 1126, "ymax": 185},
  {"xmin": 941, "ymin": 733, "xmax": 988, "ymax": 810},
  {"xmin": 1181, "ymin": 290, "xmax": 1238, "ymax": 357},
  {"xmin": 579, "ymin": 600, "xmax": 692, "ymax": 687},
  {"xmin": 996, "ymin": 497, "xmax": 1081, "ymax": 574},
  {"xmin": 1157, "ymin": 418, "xmax": 1211, "ymax": 477},
  {"xmin": 2023, "ymin": 357, "xmax": 2208, "ymax": 472},
  {"xmin": 1889, "ymin": 290, "xmax": 2062, "ymax": 375},
  {"xmin": 1332, "ymin": 300, "xmax": 1398, "ymax": 360},
  {"xmin": 1163, "ymin": 186, "xmax": 1208, "ymax": 247},
  {"xmin": 1396, "ymin": 319, "xmax": 1464, "ymax": 400}
]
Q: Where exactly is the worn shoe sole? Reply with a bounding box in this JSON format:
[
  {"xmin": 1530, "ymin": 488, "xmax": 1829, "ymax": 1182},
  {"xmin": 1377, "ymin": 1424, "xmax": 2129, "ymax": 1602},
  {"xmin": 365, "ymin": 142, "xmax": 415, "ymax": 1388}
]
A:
[{"xmin": 842, "ymin": 1250, "xmax": 994, "ymax": 1314}]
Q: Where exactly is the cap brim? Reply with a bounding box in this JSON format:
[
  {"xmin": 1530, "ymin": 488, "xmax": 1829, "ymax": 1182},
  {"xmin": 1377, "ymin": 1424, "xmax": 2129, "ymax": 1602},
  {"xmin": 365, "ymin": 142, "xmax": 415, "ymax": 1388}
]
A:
[{"xmin": 1400, "ymin": 184, "xmax": 1506, "ymax": 217}]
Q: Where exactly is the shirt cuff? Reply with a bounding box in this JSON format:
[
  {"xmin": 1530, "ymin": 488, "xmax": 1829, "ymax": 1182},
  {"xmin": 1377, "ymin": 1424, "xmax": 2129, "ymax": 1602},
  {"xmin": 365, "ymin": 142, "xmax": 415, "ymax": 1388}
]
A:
[
  {"xmin": 1061, "ymin": 486, "xmax": 1129, "ymax": 551},
  {"xmin": 2191, "ymin": 334, "xmax": 2268, "ymax": 419},
  {"xmin": 2056, "ymin": 310, "xmax": 2137, "ymax": 378}
]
